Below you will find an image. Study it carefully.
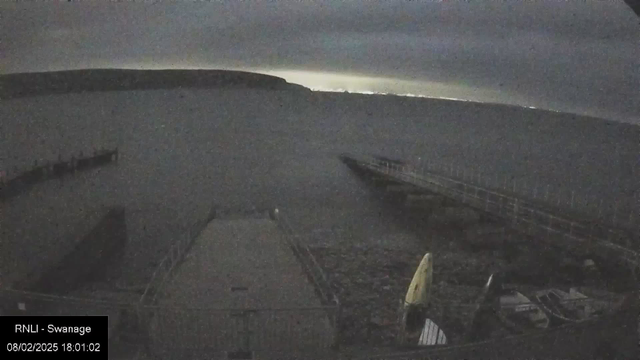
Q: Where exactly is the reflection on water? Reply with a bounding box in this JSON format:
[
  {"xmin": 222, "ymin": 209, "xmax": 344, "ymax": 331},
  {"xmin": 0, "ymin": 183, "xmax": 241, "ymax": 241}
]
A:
[
  {"xmin": 2, "ymin": 88, "xmax": 637, "ymax": 287},
  {"xmin": 1, "ymin": 130, "xmax": 418, "ymax": 287}
]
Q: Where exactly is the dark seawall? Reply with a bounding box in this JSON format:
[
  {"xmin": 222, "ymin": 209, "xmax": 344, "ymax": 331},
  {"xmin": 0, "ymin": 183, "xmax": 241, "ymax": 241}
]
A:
[{"xmin": 14, "ymin": 206, "xmax": 128, "ymax": 296}]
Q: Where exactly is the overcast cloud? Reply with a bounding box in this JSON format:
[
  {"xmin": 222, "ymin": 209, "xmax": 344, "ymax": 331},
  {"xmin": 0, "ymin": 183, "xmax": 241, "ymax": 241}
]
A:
[{"xmin": 1, "ymin": 1, "xmax": 639, "ymax": 123}]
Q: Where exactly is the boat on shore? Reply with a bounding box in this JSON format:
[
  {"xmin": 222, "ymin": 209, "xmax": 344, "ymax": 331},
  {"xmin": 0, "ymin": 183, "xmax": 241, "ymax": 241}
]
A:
[
  {"xmin": 498, "ymin": 290, "xmax": 550, "ymax": 331},
  {"xmin": 534, "ymin": 287, "xmax": 624, "ymax": 324},
  {"xmin": 403, "ymin": 253, "xmax": 433, "ymax": 333}
]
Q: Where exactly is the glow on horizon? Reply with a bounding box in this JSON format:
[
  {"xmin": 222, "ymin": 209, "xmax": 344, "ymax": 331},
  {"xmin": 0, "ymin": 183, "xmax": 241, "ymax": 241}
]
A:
[
  {"xmin": 256, "ymin": 69, "xmax": 543, "ymax": 109},
  {"xmin": 68, "ymin": 65, "xmax": 512, "ymax": 106},
  {"xmin": 15, "ymin": 63, "xmax": 569, "ymax": 112},
  {"xmin": 15, "ymin": 63, "xmax": 597, "ymax": 119},
  {"xmin": 308, "ymin": 86, "xmax": 470, "ymax": 103}
]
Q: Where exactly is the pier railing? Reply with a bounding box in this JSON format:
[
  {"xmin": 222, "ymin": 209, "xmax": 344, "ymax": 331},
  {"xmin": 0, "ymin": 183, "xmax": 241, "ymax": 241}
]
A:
[
  {"xmin": 342, "ymin": 153, "xmax": 639, "ymax": 271},
  {"xmin": 136, "ymin": 207, "xmax": 341, "ymax": 357},
  {"xmin": 408, "ymin": 156, "xmax": 638, "ymax": 234},
  {"xmin": 277, "ymin": 213, "xmax": 341, "ymax": 330}
]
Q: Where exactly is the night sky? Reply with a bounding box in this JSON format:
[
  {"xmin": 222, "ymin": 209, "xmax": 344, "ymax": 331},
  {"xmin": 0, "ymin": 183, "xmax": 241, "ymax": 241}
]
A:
[{"xmin": 2, "ymin": 1, "xmax": 639, "ymax": 123}]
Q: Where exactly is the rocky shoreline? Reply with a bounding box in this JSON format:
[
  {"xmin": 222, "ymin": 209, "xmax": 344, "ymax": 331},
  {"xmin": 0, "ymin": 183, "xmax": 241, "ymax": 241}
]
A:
[{"xmin": 308, "ymin": 203, "xmax": 617, "ymax": 349}]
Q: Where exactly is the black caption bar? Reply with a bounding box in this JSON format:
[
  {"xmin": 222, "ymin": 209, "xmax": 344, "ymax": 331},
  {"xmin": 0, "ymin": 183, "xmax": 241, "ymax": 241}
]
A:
[{"xmin": 1, "ymin": 316, "xmax": 107, "ymax": 359}]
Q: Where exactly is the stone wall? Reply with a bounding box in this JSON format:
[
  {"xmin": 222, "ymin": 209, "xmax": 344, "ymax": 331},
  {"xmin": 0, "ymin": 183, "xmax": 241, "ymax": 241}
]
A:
[{"xmin": 20, "ymin": 206, "xmax": 128, "ymax": 295}]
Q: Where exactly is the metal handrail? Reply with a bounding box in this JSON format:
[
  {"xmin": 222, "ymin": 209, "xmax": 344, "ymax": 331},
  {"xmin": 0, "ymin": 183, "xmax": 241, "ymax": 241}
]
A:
[
  {"xmin": 0, "ymin": 287, "xmax": 137, "ymax": 307},
  {"xmin": 278, "ymin": 215, "xmax": 340, "ymax": 308},
  {"xmin": 139, "ymin": 218, "xmax": 207, "ymax": 305},
  {"xmin": 139, "ymin": 304, "xmax": 339, "ymax": 312},
  {"xmin": 415, "ymin": 155, "xmax": 638, "ymax": 233},
  {"xmin": 275, "ymin": 213, "xmax": 340, "ymax": 342},
  {"xmin": 346, "ymin": 153, "xmax": 639, "ymax": 269},
  {"xmin": 346, "ymin": 152, "xmax": 638, "ymax": 233},
  {"xmin": 139, "ymin": 210, "xmax": 339, "ymax": 312}
]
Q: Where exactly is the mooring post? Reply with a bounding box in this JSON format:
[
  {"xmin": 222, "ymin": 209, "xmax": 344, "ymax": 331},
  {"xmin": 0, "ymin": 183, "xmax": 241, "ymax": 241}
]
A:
[{"xmin": 396, "ymin": 299, "xmax": 407, "ymax": 346}]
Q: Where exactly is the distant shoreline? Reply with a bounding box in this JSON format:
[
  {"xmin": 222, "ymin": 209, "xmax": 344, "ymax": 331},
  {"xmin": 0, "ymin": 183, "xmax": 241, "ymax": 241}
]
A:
[
  {"xmin": 312, "ymin": 90, "xmax": 639, "ymax": 131},
  {"xmin": 0, "ymin": 69, "xmax": 309, "ymax": 99},
  {"xmin": 0, "ymin": 68, "xmax": 636, "ymax": 128}
]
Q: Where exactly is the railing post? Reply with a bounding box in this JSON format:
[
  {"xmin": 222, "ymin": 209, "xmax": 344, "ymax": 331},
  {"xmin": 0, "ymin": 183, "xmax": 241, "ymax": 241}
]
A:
[
  {"xmin": 597, "ymin": 199, "xmax": 603, "ymax": 218},
  {"xmin": 569, "ymin": 221, "xmax": 573, "ymax": 237},
  {"xmin": 571, "ymin": 191, "xmax": 575, "ymax": 209},
  {"xmin": 551, "ymin": 325, "xmax": 561, "ymax": 347},
  {"xmin": 545, "ymin": 184, "xmax": 550, "ymax": 201},
  {"xmin": 462, "ymin": 184, "xmax": 467, "ymax": 203},
  {"xmin": 332, "ymin": 303, "xmax": 342, "ymax": 350},
  {"xmin": 485, "ymin": 191, "xmax": 490, "ymax": 211}
]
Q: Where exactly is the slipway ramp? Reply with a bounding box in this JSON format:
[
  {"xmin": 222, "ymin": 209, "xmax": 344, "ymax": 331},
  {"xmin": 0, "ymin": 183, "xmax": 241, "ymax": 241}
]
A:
[{"xmin": 147, "ymin": 215, "xmax": 337, "ymax": 360}]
